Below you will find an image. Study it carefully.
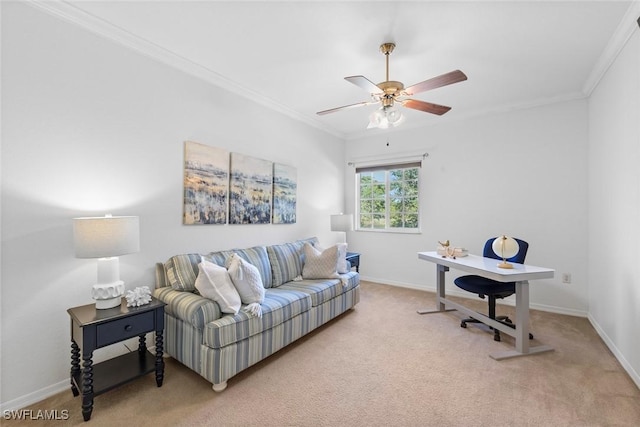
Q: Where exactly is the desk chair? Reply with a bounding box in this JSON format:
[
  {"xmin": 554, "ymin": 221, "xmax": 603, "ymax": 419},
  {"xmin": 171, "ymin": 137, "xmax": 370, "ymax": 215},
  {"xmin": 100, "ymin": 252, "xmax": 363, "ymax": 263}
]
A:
[{"xmin": 454, "ymin": 237, "xmax": 533, "ymax": 342}]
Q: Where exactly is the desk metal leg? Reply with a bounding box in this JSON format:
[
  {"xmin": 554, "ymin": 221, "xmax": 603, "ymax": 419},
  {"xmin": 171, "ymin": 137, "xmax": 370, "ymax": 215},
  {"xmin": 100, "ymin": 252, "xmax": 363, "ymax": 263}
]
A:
[
  {"xmin": 490, "ymin": 280, "xmax": 553, "ymax": 360},
  {"xmin": 417, "ymin": 264, "xmax": 455, "ymax": 315},
  {"xmin": 515, "ymin": 281, "xmax": 530, "ymax": 354}
]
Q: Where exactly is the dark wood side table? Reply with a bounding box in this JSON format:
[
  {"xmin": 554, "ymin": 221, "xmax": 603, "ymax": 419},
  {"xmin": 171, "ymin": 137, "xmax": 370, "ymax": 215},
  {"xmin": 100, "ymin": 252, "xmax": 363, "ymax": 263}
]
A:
[
  {"xmin": 346, "ymin": 252, "xmax": 360, "ymax": 272},
  {"xmin": 68, "ymin": 297, "xmax": 166, "ymax": 421}
]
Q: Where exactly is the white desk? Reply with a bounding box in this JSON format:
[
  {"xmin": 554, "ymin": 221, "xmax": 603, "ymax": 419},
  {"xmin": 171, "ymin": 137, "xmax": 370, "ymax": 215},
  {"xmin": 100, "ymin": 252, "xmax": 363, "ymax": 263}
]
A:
[{"xmin": 417, "ymin": 251, "xmax": 555, "ymax": 360}]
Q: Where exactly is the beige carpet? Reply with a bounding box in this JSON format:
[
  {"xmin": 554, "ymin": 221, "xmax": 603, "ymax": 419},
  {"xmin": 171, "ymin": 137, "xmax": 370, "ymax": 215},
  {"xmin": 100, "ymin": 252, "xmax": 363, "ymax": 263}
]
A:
[{"xmin": 6, "ymin": 281, "xmax": 640, "ymax": 426}]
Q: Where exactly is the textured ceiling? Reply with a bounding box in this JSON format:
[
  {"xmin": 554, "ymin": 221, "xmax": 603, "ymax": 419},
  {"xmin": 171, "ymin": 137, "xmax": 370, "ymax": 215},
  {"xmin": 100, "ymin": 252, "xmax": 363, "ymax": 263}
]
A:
[{"xmin": 43, "ymin": 1, "xmax": 638, "ymax": 139}]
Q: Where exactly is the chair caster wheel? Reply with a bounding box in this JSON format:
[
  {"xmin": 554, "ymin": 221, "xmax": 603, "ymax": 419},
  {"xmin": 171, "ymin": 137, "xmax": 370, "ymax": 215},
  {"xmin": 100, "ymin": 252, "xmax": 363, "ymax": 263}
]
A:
[
  {"xmin": 494, "ymin": 333, "xmax": 501, "ymax": 342},
  {"xmin": 529, "ymin": 333, "xmax": 534, "ymax": 340},
  {"xmin": 460, "ymin": 322, "xmax": 467, "ymax": 328}
]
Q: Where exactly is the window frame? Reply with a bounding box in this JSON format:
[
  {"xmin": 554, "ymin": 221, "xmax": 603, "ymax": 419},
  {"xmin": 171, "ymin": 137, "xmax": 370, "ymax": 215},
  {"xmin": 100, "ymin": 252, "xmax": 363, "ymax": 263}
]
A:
[{"xmin": 355, "ymin": 161, "xmax": 422, "ymax": 234}]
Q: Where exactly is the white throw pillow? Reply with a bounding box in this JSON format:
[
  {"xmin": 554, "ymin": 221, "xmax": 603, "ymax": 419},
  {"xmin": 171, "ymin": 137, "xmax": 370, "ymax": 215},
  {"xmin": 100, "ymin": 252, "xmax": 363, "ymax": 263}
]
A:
[
  {"xmin": 194, "ymin": 258, "xmax": 241, "ymax": 315},
  {"xmin": 226, "ymin": 253, "xmax": 265, "ymax": 304},
  {"xmin": 313, "ymin": 242, "xmax": 349, "ymax": 275},
  {"xmin": 302, "ymin": 243, "xmax": 340, "ymax": 279},
  {"xmin": 335, "ymin": 243, "xmax": 349, "ymax": 274}
]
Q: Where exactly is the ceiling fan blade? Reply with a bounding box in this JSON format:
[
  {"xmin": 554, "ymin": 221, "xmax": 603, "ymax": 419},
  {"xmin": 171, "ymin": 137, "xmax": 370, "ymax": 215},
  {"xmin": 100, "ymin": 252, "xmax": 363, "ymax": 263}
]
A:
[
  {"xmin": 317, "ymin": 100, "xmax": 375, "ymax": 116},
  {"xmin": 403, "ymin": 99, "xmax": 451, "ymax": 116},
  {"xmin": 345, "ymin": 75, "xmax": 383, "ymax": 94},
  {"xmin": 404, "ymin": 70, "xmax": 467, "ymax": 96}
]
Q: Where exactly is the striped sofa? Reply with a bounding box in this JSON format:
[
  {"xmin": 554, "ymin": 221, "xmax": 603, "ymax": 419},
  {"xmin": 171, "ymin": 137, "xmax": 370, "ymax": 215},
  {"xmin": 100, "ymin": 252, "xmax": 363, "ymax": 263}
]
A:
[{"xmin": 153, "ymin": 238, "xmax": 360, "ymax": 392}]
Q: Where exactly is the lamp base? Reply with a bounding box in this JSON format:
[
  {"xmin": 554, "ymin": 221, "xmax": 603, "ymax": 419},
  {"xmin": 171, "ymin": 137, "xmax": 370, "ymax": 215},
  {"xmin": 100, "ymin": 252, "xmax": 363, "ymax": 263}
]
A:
[
  {"xmin": 94, "ymin": 296, "xmax": 122, "ymax": 310},
  {"xmin": 92, "ymin": 281, "xmax": 124, "ymax": 310},
  {"xmin": 497, "ymin": 261, "xmax": 514, "ymax": 269}
]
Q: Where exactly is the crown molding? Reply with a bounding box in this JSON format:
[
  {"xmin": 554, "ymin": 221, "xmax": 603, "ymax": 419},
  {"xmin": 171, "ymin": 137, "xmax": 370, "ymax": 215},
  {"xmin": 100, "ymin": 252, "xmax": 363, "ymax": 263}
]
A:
[
  {"xmin": 582, "ymin": 0, "xmax": 640, "ymax": 96},
  {"xmin": 26, "ymin": 0, "xmax": 345, "ymax": 140}
]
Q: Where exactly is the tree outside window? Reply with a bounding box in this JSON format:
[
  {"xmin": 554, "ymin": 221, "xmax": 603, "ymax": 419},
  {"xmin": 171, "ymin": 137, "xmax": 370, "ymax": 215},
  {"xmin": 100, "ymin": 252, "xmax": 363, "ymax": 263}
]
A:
[{"xmin": 357, "ymin": 164, "xmax": 420, "ymax": 231}]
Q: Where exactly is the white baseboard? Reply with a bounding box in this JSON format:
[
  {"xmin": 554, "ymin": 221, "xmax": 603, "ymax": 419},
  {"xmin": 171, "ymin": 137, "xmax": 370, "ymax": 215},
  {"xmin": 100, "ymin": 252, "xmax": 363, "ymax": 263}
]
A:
[
  {"xmin": 360, "ymin": 275, "xmax": 588, "ymax": 317},
  {"xmin": 587, "ymin": 314, "xmax": 640, "ymax": 390},
  {"xmin": 0, "ymin": 379, "xmax": 69, "ymax": 413}
]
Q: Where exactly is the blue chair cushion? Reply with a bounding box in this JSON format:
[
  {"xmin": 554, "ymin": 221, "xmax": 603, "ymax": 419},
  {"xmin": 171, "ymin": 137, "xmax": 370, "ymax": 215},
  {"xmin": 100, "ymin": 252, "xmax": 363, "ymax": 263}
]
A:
[{"xmin": 454, "ymin": 275, "xmax": 515, "ymax": 296}]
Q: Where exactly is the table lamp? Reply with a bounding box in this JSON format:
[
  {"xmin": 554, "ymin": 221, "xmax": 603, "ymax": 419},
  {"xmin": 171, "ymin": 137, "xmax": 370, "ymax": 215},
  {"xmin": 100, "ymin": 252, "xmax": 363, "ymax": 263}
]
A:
[
  {"xmin": 330, "ymin": 213, "xmax": 353, "ymax": 244},
  {"xmin": 73, "ymin": 215, "xmax": 140, "ymax": 309},
  {"xmin": 492, "ymin": 235, "xmax": 519, "ymax": 269}
]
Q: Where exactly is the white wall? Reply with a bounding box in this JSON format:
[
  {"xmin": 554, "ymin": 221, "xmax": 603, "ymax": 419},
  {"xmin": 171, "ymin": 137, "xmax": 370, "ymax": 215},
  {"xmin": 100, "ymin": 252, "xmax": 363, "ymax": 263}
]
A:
[
  {"xmin": 1, "ymin": 3, "xmax": 345, "ymax": 407},
  {"xmin": 345, "ymin": 99, "xmax": 589, "ymax": 316},
  {"xmin": 587, "ymin": 25, "xmax": 640, "ymax": 387}
]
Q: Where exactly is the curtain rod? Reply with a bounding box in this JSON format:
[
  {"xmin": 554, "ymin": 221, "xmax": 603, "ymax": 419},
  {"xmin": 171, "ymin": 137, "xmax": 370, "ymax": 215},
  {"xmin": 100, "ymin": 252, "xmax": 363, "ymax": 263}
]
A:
[{"xmin": 347, "ymin": 152, "xmax": 429, "ymax": 167}]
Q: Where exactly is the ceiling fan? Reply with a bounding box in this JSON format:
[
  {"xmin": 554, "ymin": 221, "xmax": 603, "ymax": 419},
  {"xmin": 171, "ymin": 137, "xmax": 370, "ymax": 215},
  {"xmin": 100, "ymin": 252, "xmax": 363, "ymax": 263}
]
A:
[{"xmin": 317, "ymin": 43, "xmax": 467, "ymax": 128}]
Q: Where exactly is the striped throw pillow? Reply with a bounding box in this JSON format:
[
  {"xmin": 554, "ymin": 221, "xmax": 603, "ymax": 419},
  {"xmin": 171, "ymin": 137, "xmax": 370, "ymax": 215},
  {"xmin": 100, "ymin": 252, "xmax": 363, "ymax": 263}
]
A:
[
  {"xmin": 267, "ymin": 241, "xmax": 304, "ymax": 287},
  {"xmin": 165, "ymin": 253, "xmax": 201, "ymax": 292}
]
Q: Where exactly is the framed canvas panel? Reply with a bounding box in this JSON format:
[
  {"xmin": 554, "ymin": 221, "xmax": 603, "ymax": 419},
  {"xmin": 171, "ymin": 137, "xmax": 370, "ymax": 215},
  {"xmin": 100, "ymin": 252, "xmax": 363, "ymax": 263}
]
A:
[
  {"xmin": 183, "ymin": 141, "xmax": 229, "ymax": 225},
  {"xmin": 229, "ymin": 153, "xmax": 273, "ymax": 224},
  {"xmin": 273, "ymin": 163, "xmax": 297, "ymax": 224}
]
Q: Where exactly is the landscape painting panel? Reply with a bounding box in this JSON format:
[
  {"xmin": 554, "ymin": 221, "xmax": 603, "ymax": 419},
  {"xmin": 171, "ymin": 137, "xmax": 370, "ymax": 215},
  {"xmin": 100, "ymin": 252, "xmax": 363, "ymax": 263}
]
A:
[
  {"xmin": 183, "ymin": 141, "xmax": 229, "ymax": 225},
  {"xmin": 230, "ymin": 153, "xmax": 273, "ymax": 224},
  {"xmin": 273, "ymin": 163, "xmax": 297, "ymax": 224}
]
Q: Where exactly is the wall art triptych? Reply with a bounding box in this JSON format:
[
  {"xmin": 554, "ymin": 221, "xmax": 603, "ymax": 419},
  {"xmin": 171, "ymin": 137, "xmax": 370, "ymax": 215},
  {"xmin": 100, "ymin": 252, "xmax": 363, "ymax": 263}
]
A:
[{"xmin": 183, "ymin": 141, "xmax": 296, "ymax": 225}]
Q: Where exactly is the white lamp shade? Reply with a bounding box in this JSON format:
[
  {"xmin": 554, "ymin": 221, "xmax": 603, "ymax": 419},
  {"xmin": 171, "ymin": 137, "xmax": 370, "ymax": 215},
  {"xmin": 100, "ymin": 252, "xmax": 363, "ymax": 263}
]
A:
[
  {"xmin": 330, "ymin": 214, "xmax": 353, "ymax": 232},
  {"xmin": 73, "ymin": 216, "xmax": 140, "ymax": 258},
  {"xmin": 492, "ymin": 235, "xmax": 519, "ymax": 260}
]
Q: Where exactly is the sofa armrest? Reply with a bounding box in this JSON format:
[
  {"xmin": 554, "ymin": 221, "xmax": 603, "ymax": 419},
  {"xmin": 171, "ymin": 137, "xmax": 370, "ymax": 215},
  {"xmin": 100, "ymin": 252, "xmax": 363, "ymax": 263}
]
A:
[
  {"xmin": 155, "ymin": 262, "xmax": 168, "ymax": 288},
  {"xmin": 153, "ymin": 287, "xmax": 222, "ymax": 329}
]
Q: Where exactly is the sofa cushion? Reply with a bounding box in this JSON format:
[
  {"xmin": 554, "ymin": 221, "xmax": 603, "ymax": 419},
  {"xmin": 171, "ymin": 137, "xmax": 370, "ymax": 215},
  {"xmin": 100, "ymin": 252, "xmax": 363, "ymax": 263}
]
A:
[
  {"xmin": 297, "ymin": 236, "xmax": 319, "ymax": 247},
  {"xmin": 267, "ymin": 241, "xmax": 305, "ymax": 287},
  {"xmin": 278, "ymin": 271, "xmax": 360, "ymax": 307},
  {"xmin": 206, "ymin": 250, "xmax": 235, "ymax": 268},
  {"xmin": 203, "ymin": 288, "xmax": 312, "ymax": 349},
  {"xmin": 339, "ymin": 271, "xmax": 360, "ymax": 290}
]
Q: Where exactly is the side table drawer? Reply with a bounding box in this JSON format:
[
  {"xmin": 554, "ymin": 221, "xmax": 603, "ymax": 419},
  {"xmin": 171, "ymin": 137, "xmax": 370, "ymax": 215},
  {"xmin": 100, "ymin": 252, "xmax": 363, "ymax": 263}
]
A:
[{"xmin": 96, "ymin": 311, "xmax": 154, "ymax": 348}]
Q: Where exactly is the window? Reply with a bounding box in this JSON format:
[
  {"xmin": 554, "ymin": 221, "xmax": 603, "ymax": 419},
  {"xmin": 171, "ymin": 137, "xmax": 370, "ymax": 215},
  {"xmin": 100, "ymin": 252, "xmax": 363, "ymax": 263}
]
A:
[{"xmin": 356, "ymin": 162, "xmax": 420, "ymax": 231}]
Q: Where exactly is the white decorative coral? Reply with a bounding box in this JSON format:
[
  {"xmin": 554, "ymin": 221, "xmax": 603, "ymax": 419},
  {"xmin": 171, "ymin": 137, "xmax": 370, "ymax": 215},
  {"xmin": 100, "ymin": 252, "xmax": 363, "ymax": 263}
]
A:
[{"xmin": 125, "ymin": 286, "xmax": 152, "ymax": 307}]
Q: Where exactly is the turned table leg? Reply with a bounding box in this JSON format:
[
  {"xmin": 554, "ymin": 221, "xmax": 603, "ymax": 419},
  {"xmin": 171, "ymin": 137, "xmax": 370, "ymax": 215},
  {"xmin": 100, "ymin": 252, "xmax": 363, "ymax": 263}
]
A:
[
  {"xmin": 155, "ymin": 331, "xmax": 164, "ymax": 387},
  {"xmin": 138, "ymin": 334, "xmax": 146, "ymax": 353},
  {"xmin": 81, "ymin": 354, "xmax": 94, "ymax": 422},
  {"xmin": 70, "ymin": 341, "xmax": 80, "ymax": 397}
]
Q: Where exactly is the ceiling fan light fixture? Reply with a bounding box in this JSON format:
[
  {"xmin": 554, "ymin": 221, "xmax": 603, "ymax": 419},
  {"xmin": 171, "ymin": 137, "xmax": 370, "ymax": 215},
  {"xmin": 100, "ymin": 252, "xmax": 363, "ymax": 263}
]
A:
[
  {"xmin": 386, "ymin": 106, "xmax": 404, "ymax": 125},
  {"xmin": 367, "ymin": 108, "xmax": 386, "ymax": 129},
  {"xmin": 367, "ymin": 106, "xmax": 404, "ymax": 129}
]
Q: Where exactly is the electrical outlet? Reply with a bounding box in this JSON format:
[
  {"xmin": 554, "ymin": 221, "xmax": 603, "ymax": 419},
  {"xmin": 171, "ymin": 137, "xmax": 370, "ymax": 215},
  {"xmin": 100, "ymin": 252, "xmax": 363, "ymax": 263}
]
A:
[{"xmin": 562, "ymin": 273, "xmax": 572, "ymax": 284}]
